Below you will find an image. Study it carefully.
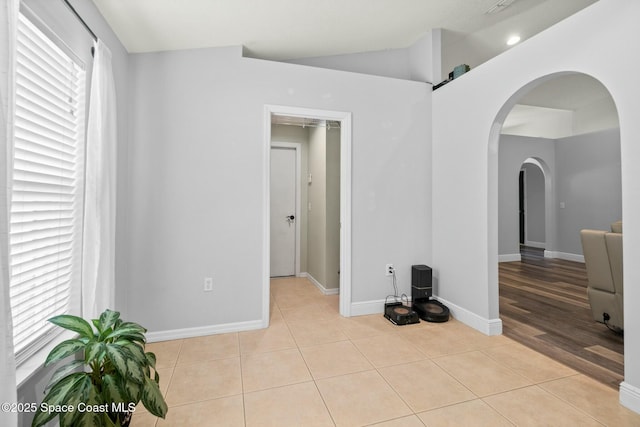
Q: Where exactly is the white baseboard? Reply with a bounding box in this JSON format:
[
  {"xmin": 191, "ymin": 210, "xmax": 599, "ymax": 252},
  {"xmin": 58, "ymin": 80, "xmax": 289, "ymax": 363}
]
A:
[
  {"xmin": 544, "ymin": 251, "xmax": 584, "ymax": 263},
  {"xmin": 434, "ymin": 296, "xmax": 503, "ymax": 336},
  {"xmin": 146, "ymin": 319, "xmax": 263, "ymax": 343},
  {"xmin": 350, "ymin": 296, "xmax": 414, "ymax": 317},
  {"xmin": 350, "ymin": 299, "xmax": 386, "ymax": 316},
  {"xmin": 525, "ymin": 240, "xmax": 546, "ymax": 249},
  {"xmin": 351, "ymin": 296, "xmax": 502, "ymax": 336},
  {"xmin": 620, "ymin": 382, "xmax": 640, "ymax": 415},
  {"xmin": 305, "ymin": 272, "xmax": 340, "ymax": 295},
  {"xmin": 499, "ymin": 250, "xmax": 585, "ymax": 263},
  {"xmin": 499, "ymin": 253, "xmax": 521, "ymax": 262}
]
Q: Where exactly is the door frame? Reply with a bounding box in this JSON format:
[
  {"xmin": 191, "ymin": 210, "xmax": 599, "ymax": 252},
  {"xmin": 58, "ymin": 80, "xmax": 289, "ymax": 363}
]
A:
[
  {"xmin": 263, "ymin": 105, "xmax": 352, "ymax": 326},
  {"xmin": 270, "ymin": 142, "xmax": 302, "ymax": 277}
]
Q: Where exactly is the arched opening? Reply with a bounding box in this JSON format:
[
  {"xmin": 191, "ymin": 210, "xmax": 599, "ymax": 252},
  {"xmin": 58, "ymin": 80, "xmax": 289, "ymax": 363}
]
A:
[{"xmin": 491, "ymin": 72, "xmax": 623, "ymax": 388}]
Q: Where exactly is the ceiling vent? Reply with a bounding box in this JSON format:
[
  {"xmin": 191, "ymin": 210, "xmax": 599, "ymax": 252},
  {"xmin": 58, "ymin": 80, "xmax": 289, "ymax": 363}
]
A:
[{"xmin": 485, "ymin": 0, "xmax": 517, "ymax": 14}]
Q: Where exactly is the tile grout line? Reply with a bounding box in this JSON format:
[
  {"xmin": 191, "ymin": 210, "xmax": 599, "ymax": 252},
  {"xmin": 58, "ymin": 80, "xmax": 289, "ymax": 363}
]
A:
[
  {"xmin": 479, "ymin": 384, "xmax": 602, "ymax": 427},
  {"xmin": 535, "ymin": 378, "xmax": 610, "ymax": 426},
  {"xmin": 236, "ymin": 329, "xmax": 248, "ymax": 427},
  {"xmin": 152, "ymin": 339, "xmax": 182, "ymax": 422}
]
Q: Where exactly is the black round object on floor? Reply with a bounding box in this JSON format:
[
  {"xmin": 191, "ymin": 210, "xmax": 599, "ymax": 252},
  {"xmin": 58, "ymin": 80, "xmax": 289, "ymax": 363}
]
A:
[{"xmin": 413, "ymin": 299, "xmax": 450, "ymax": 323}]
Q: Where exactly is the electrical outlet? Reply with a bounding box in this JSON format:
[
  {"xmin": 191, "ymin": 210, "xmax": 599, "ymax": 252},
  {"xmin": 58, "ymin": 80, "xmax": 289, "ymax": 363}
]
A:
[
  {"xmin": 204, "ymin": 277, "xmax": 213, "ymax": 292},
  {"xmin": 386, "ymin": 264, "xmax": 394, "ymax": 276}
]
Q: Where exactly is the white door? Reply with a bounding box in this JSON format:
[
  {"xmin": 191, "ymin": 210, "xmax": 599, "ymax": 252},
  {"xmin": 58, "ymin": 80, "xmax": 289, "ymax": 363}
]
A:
[{"xmin": 270, "ymin": 147, "xmax": 296, "ymax": 277}]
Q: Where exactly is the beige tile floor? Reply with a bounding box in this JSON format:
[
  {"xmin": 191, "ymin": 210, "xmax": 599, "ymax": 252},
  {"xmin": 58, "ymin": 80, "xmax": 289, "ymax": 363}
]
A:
[{"xmin": 133, "ymin": 277, "xmax": 640, "ymax": 426}]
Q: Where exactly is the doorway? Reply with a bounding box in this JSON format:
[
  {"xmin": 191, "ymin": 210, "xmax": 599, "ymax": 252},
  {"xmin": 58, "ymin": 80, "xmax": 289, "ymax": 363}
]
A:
[
  {"xmin": 519, "ymin": 159, "xmax": 546, "ymax": 256},
  {"xmin": 495, "ymin": 73, "xmax": 623, "ymax": 387},
  {"xmin": 263, "ymin": 105, "xmax": 352, "ymax": 325},
  {"xmin": 519, "ymin": 170, "xmax": 525, "ymax": 246}
]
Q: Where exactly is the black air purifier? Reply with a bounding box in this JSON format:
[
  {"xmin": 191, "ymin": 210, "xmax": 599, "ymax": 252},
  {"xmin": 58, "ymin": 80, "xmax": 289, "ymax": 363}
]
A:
[{"xmin": 411, "ymin": 265, "xmax": 450, "ymax": 323}]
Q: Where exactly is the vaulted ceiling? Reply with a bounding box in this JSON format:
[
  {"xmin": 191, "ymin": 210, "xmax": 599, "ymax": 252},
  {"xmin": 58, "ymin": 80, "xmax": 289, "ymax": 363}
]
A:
[
  {"xmin": 91, "ymin": 0, "xmax": 610, "ymax": 125},
  {"xmin": 91, "ymin": 0, "xmax": 596, "ymax": 61}
]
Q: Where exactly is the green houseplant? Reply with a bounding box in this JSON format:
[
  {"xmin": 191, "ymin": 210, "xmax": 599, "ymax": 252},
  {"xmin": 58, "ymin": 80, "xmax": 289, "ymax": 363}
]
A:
[{"xmin": 32, "ymin": 309, "xmax": 168, "ymax": 427}]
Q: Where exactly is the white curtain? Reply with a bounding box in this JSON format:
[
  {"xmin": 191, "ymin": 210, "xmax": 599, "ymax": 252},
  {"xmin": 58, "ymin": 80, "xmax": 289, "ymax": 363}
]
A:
[
  {"xmin": 82, "ymin": 39, "xmax": 117, "ymax": 319},
  {"xmin": 0, "ymin": 0, "xmax": 18, "ymax": 425}
]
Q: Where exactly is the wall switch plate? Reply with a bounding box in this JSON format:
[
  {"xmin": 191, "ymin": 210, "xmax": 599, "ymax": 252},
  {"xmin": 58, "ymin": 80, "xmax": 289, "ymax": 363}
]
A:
[{"xmin": 204, "ymin": 277, "xmax": 213, "ymax": 292}]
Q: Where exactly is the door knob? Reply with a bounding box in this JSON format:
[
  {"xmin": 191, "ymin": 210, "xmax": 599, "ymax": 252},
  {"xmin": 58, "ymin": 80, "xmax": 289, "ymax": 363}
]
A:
[{"xmin": 286, "ymin": 215, "xmax": 295, "ymax": 221}]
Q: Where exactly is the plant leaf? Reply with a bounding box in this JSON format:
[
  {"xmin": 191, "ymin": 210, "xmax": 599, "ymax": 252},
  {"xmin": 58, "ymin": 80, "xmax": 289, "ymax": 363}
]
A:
[
  {"xmin": 117, "ymin": 321, "xmax": 146, "ymax": 332},
  {"xmin": 45, "ymin": 359, "xmax": 86, "ymax": 393},
  {"xmin": 48, "ymin": 314, "xmax": 95, "ymax": 339},
  {"xmin": 118, "ymin": 341, "xmax": 146, "ymax": 364},
  {"xmin": 41, "ymin": 372, "xmax": 86, "ymax": 407},
  {"xmin": 104, "ymin": 344, "xmax": 129, "ymax": 378},
  {"xmin": 102, "ymin": 374, "xmax": 127, "ymax": 404},
  {"xmin": 58, "ymin": 375, "xmax": 92, "ymax": 427},
  {"xmin": 102, "ymin": 410, "xmax": 118, "ymax": 427},
  {"xmin": 38, "ymin": 372, "xmax": 89, "ymax": 427},
  {"xmin": 141, "ymin": 375, "xmax": 168, "ymax": 418},
  {"xmin": 119, "ymin": 332, "xmax": 147, "ymax": 345},
  {"xmin": 72, "ymin": 382, "xmax": 105, "ymax": 427},
  {"xmin": 85, "ymin": 341, "xmax": 106, "ymax": 364},
  {"xmin": 126, "ymin": 357, "xmax": 145, "ymax": 385},
  {"xmin": 32, "ymin": 404, "xmax": 57, "ymax": 427},
  {"xmin": 99, "ymin": 327, "xmax": 114, "ymax": 342},
  {"xmin": 44, "ymin": 339, "xmax": 87, "ymax": 366},
  {"xmin": 123, "ymin": 378, "xmax": 141, "ymax": 402},
  {"xmin": 99, "ymin": 309, "xmax": 121, "ymax": 332},
  {"xmin": 73, "ymin": 409, "xmax": 104, "ymax": 427},
  {"xmin": 145, "ymin": 352, "xmax": 157, "ymax": 369},
  {"xmin": 92, "ymin": 319, "xmax": 103, "ymax": 335},
  {"xmin": 106, "ymin": 323, "xmax": 146, "ymax": 341}
]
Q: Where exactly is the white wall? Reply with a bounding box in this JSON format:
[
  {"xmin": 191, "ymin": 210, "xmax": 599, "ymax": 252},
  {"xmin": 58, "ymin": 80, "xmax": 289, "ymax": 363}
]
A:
[
  {"xmin": 286, "ymin": 48, "xmax": 413, "ymax": 81},
  {"xmin": 432, "ymin": 0, "xmax": 640, "ymax": 412},
  {"xmin": 308, "ymin": 126, "xmax": 328, "ymax": 286},
  {"xmin": 574, "ymin": 95, "xmax": 619, "ymax": 135},
  {"xmin": 326, "ymin": 127, "xmax": 341, "ymax": 289},
  {"xmin": 286, "ymin": 33, "xmax": 435, "ymax": 83},
  {"xmin": 555, "ymin": 128, "xmax": 622, "ymax": 255},
  {"xmin": 126, "ymin": 47, "xmax": 432, "ymax": 332}
]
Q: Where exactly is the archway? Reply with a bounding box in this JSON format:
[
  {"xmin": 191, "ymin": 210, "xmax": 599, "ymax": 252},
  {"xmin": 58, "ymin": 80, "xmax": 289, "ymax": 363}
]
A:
[
  {"xmin": 519, "ymin": 158, "xmax": 548, "ymax": 256},
  {"xmin": 491, "ymin": 72, "xmax": 623, "ymax": 387}
]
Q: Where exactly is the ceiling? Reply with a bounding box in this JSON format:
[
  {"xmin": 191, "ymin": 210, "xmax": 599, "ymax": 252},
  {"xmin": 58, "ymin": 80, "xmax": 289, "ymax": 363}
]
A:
[
  {"xmin": 517, "ymin": 74, "xmax": 612, "ymax": 110},
  {"xmin": 91, "ymin": 0, "xmax": 597, "ymax": 61},
  {"xmin": 90, "ymin": 0, "xmax": 610, "ymax": 121}
]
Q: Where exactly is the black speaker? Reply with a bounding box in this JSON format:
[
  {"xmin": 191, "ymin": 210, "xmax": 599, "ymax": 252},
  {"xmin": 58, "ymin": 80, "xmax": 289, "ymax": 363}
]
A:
[{"xmin": 412, "ymin": 265, "xmax": 432, "ymax": 300}]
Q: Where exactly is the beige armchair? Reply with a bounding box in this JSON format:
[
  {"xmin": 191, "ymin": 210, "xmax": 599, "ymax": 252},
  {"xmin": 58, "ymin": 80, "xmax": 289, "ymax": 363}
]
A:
[{"xmin": 580, "ymin": 221, "xmax": 623, "ymax": 332}]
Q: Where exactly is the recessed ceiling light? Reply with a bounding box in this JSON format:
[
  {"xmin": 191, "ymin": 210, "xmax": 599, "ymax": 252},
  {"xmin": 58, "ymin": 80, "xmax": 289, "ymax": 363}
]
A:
[{"xmin": 507, "ymin": 35, "xmax": 521, "ymax": 46}]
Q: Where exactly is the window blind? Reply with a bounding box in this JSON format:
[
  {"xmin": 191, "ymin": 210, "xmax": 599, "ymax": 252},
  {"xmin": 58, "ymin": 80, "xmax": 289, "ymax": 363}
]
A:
[{"xmin": 10, "ymin": 13, "xmax": 86, "ymax": 362}]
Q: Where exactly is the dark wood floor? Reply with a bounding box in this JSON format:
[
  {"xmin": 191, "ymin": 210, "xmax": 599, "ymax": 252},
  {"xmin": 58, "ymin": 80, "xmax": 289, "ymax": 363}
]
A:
[{"xmin": 499, "ymin": 246, "xmax": 624, "ymax": 389}]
